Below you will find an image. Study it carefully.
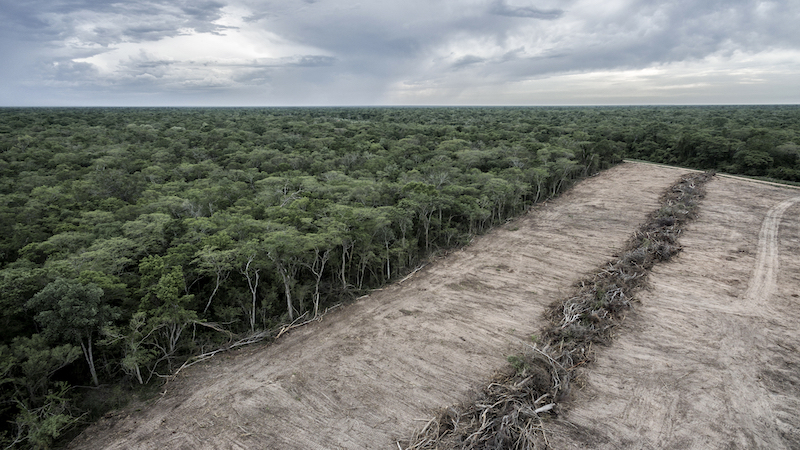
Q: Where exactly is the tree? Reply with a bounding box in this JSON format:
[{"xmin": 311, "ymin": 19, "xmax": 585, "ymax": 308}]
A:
[
  {"xmin": 735, "ymin": 148, "xmax": 773, "ymax": 176},
  {"xmin": 121, "ymin": 212, "xmax": 173, "ymax": 256},
  {"xmin": 550, "ymin": 156, "xmax": 579, "ymax": 197},
  {"xmin": 0, "ymin": 265, "xmax": 47, "ymax": 342},
  {"xmin": 26, "ymin": 278, "xmax": 118, "ymax": 386},
  {"xmin": 528, "ymin": 166, "xmax": 550, "ymax": 204},
  {"xmin": 10, "ymin": 335, "xmax": 80, "ymax": 402},
  {"xmin": 137, "ymin": 256, "xmax": 198, "ymax": 373},
  {"xmin": 401, "ymin": 182, "xmax": 439, "ymax": 252},
  {"xmin": 69, "ymin": 237, "xmax": 136, "ymax": 276},
  {"xmin": 236, "ymin": 242, "xmax": 265, "ymax": 331},
  {"xmin": 264, "ymin": 229, "xmax": 306, "ymax": 321},
  {"xmin": 193, "ymin": 237, "xmax": 236, "ymax": 314},
  {"xmin": 12, "ymin": 391, "xmax": 79, "ymax": 449},
  {"xmin": 102, "ymin": 312, "xmax": 153, "ymax": 385},
  {"xmin": 326, "ymin": 204, "xmax": 358, "ymax": 290},
  {"xmin": 301, "ymin": 221, "xmax": 342, "ymax": 317}
]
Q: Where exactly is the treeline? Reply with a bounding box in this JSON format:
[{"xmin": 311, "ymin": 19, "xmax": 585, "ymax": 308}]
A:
[
  {"xmin": 618, "ymin": 105, "xmax": 800, "ymax": 180},
  {"xmin": 0, "ymin": 107, "xmax": 620, "ymax": 447}
]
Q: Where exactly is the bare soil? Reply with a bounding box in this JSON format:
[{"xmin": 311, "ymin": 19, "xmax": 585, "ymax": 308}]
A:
[
  {"xmin": 547, "ymin": 174, "xmax": 800, "ymax": 449},
  {"xmin": 69, "ymin": 162, "xmax": 800, "ymax": 449}
]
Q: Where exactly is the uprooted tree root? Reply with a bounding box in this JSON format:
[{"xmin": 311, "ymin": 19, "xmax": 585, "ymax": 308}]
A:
[{"xmin": 404, "ymin": 171, "xmax": 714, "ymax": 450}]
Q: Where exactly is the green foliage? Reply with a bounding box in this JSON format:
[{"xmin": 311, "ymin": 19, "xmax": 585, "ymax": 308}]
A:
[
  {"xmin": 11, "ymin": 335, "xmax": 80, "ymax": 400},
  {"xmin": 134, "ymin": 258, "xmax": 198, "ymax": 376},
  {"xmin": 0, "ymin": 265, "xmax": 46, "ymax": 342},
  {"xmin": 621, "ymin": 106, "xmax": 800, "ymax": 178},
  {"xmin": 27, "ymin": 278, "xmax": 119, "ymax": 387},
  {"xmin": 27, "ymin": 280, "xmax": 105, "ymax": 344},
  {"xmin": 11, "ymin": 382, "xmax": 80, "ymax": 449}
]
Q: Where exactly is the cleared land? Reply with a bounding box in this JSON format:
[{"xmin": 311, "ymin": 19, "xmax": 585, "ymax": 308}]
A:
[
  {"xmin": 70, "ymin": 163, "xmax": 800, "ymax": 449},
  {"xmin": 547, "ymin": 175, "xmax": 800, "ymax": 449}
]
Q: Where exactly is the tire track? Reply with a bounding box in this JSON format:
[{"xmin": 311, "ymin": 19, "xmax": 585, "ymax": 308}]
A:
[{"xmin": 743, "ymin": 196, "xmax": 800, "ymax": 306}]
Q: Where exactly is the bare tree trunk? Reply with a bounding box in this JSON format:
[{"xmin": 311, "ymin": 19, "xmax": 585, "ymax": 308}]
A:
[
  {"xmin": 203, "ymin": 271, "xmax": 226, "ymax": 314},
  {"xmin": 386, "ymin": 241, "xmax": 391, "ymax": 281},
  {"xmin": 340, "ymin": 240, "xmax": 353, "ymax": 290},
  {"xmin": 308, "ymin": 249, "xmax": 330, "ymax": 318},
  {"xmin": 277, "ymin": 263, "xmax": 295, "ymax": 321},
  {"xmin": 80, "ymin": 338, "xmax": 99, "ymax": 387},
  {"xmin": 240, "ymin": 255, "xmax": 260, "ymax": 332}
]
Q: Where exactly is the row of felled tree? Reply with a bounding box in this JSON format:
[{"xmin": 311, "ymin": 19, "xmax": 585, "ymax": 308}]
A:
[{"xmin": 0, "ymin": 107, "xmax": 619, "ymax": 447}]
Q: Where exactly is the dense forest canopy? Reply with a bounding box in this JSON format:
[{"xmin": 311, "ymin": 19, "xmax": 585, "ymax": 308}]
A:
[{"xmin": 0, "ymin": 105, "xmax": 797, "ymax": 447}]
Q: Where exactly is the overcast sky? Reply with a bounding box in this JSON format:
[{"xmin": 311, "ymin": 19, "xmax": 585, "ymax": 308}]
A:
[{"xmin": 1, "ymin": 0, "xmax": 798, "ymax": 106}]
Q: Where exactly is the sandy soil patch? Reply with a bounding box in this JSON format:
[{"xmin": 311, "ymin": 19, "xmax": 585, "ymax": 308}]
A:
[
  {"xmin": 69, "ymin": 163, "xmax": 689, "ymax": 449},
  {"xmin": 547, "ymin": 176, "xmax": 800, "ymax": 449}
]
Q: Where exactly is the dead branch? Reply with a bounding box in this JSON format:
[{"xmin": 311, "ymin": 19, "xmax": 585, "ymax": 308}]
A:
[
  {"xmin": 398, "ymin": 263, "xmax": 428, "ymax": 284},
  {"xmin": 405, "ymin": 171, "xmax": 713, "ymax": 449}
]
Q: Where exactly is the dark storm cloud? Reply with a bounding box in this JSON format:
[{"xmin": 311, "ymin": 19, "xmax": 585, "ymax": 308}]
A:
[
  {"xmin": 489, "ymin": 1, "xmax": 564, "ymax": 19},
  {"xmin": 0, "ymin": 0, "xmax": 229, "ymax": 44},
  {"xmin": 291, "ymin": 55, "xmax": 337, "ymax": 67},
  {"xmin": 228, "ymin": 55, "xmax": 336, "ymax": 86},
  {"xmin": 452, "ymin": 0, "xmax": 800, "ymax": 82},
  {"xmin": 242, "ymin": 11, "xmax": 272, "ymax": 23},
  {"xmin": 451, "ymin": 55, "xmax": 487, "ymax": 70},
  {"xmin": 596, "ymin": 0, "xmax": 798, "ymax": 57}
]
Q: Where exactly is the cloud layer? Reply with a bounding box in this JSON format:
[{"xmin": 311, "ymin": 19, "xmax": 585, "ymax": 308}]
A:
[{"xmin": 1, "ymin": 0, "xmax": 798, "ymax": 105}]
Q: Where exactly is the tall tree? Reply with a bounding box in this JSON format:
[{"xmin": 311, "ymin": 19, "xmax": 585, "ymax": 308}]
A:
[
  {"xmin": 138, "ymin": 256, "xmax": 197, "ymax": 372},
  {"xmin": 235, "ymin": 242, "xmax": 265, "ymax": 332},
  {"xmin": 193, "ymin": 236, "xmax": 236, "ymax": 314},
  {"xmin": 26, "ymin": 278, "xmax": 118, "ymax": 386},
  {"xmin": 264, "ymin": 229, "xmax": 306, "ymax": 321}
]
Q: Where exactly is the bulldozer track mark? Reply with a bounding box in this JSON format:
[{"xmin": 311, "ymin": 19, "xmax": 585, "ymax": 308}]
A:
[{"xmin": 743, "ymin": 196, "xmax": 800, "ymax": 305}]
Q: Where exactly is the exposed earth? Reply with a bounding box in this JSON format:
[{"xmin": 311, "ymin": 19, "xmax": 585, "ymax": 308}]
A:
[
  {"xmin": 547, "ymin": 171, "xmax": 800, "ymax": 449},
  {"xmin": 70, "ymin": 162, "xmax": 800, "ymax": 449}
]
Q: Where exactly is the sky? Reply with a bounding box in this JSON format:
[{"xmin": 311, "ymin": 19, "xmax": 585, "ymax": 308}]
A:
[{"xmin": 0, "ymin": 0, "xmax": 798, "ymax": 106}]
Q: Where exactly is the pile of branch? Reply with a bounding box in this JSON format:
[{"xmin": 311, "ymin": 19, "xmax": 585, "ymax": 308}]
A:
[{"xmin": 404, "ymin": 172, "xmax": 713, "ymax": 450}]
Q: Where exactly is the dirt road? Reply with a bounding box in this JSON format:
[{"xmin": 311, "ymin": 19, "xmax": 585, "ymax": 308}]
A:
[
  {"xmin": 744, "ymin": 196, "xmax": 800, "ymax": 307},
  {"xmin": 547, "ymin": 176, "xmax": 800, "ymax": 449},
  {"xmin": 70, "ymin": 163, "xmax": 685, "ymax": 449}
]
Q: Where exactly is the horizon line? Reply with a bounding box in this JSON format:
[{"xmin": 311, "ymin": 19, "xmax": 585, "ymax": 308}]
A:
[{"xmin": 1, "ymin": 103, "xmax": 799, "ymax": 108}]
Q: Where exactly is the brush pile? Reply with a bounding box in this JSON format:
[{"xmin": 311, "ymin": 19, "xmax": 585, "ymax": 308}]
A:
[{"xmin": 404, "ymin": 172, "xmax": 713, "ymax": 450}]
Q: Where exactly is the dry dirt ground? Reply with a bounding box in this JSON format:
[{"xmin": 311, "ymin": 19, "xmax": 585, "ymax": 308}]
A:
[
  {"xmin": 547, "ymin": 173, "xmax": 800, "ymax": 449},
  {"xmin": 69, "ymin": 162, "xmax": 800, "ymax": 449}
]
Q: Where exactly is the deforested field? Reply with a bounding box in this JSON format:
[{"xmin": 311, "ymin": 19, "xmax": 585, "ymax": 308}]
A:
[
  {"xmin": 69, "ymin": 162, "xmax": 800, "ymax": 449},
  {"xmin": 546, "ymin": 172, "xmax": 800, "ymax": 449}
]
